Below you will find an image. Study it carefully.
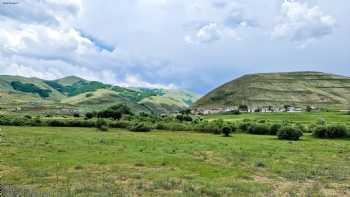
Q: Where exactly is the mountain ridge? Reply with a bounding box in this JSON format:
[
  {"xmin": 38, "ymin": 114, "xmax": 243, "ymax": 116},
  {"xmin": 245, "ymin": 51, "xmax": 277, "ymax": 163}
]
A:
[{"xmin": 0, "ymin": 75, "xmax": 200, "ymax": 114}]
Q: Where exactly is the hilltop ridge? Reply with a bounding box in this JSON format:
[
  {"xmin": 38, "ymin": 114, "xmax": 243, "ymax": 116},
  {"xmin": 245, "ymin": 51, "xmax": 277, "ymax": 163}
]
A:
[
  {"xmin": 193, "ymin": 71, "xmax": 350, "ymax": 113},
  {"xmin": 0, "ymin": 75, "xmax": 200, "ymax": 114}
]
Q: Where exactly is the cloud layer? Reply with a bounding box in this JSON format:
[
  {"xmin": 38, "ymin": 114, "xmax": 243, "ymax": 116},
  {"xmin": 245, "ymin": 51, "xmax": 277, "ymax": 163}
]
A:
[
  {"xmin": 272, "ymin": 0, "xmax": 336, "ymax": 43},
  {"xmin": 0, "ymin": 0, "xmax": 348, "ymax": 93}
]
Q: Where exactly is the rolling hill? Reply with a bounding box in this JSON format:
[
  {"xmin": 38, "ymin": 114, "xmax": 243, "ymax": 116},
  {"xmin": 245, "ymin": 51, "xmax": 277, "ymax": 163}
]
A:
[
  {"xmin": 193, "ymin": 71, "xmax": 350, "ymax": 113},
  {"xmin": 0, "ymin": 75, "xmax": 200, "ymax": 115}
]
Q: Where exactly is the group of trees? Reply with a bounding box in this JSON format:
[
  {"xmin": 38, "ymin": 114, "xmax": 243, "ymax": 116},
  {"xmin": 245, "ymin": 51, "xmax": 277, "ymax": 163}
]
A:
[
  {"xmin": 1, "ymin": 102, "xmax": 349, "ymax": 140},
  {"xmin": 85, "ymin": 104, "xmax": 132, "ymax": 120},
  {"xmin": 11, "ymin": 81, "xmax": 52, "ymax": 98}
]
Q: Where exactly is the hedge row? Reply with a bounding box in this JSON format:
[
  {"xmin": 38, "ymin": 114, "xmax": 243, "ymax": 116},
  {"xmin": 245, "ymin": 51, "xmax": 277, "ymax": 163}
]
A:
[{"xmin": 0, "ymin": 115, "xmax": 348, "ymax": 139}]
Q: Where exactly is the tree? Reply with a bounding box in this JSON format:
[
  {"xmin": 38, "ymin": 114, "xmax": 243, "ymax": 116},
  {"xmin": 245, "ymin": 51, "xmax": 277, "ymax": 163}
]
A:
[
  {"xmin": 222, "ymin": 126, "xmax": 232, "ymax": 137},
  {"xmin": 238, "ymin": 105, "xmax": 248, "ymax": 112},
  {"xmin": 306, "ymin": 106, "xmax": 312, "ymax": 112},
  {"xmin": 284, "ymin": 105, "xmax": 291, "ymax": 112},
  {"xmin": 180, "ymin": 109, "xmax": 191, "ymax": 115},
  {"xmin": 277, "ymin": 126, "xmax": 303, "ymax": 141},
  {"xmin": 85, "ymin": 112, "xmax": 94, "ymax": 119},
  {"xmin": 97, "ymin": 104, "xmax": 131, "ymax": 120},
  {"xmin": 176, "ymin": 114, "xmax": 192, "ymax": 122}
]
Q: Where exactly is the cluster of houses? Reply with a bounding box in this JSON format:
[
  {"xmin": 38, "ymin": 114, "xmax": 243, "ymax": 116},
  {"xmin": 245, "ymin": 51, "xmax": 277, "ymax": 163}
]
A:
[{"xmin": 193, "ymin": 105, "xmax": 317, "ymax": 115}]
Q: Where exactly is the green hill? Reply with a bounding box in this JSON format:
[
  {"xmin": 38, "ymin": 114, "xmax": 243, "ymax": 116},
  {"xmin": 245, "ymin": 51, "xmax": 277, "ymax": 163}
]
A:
[
  {"xmin": 0, "ymin": 75, "xmax": 200, "ymax": 115},
  {"xmin": 193, "ymin": 72, "xmax": 350, "ymax": 112}
]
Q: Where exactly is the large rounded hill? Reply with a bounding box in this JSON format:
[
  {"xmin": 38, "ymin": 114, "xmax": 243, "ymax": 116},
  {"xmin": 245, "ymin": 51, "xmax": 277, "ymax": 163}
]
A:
[{"xmin": 193, "ymin": 72, "xmax": 350, "ymax": 111}]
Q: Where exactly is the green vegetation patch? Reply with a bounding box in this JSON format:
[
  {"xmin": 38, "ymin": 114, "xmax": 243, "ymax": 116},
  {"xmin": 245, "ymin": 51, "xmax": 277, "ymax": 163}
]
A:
[
  {"xmin": 112, "ymin": 86, "xmax": 164, "ymax": 102},
  {"xmin": 10, "ymin": 81, "xmax": 52, "ymax": 98},
  {"xmin": 0, "ymin": 127, "xmax": 349, "ymax": 196}
]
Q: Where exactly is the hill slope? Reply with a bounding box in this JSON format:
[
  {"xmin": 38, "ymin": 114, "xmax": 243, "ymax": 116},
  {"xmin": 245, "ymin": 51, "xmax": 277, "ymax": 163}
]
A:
[
  {"xmin": 0, "ymin": 75, "xmax": 199, "ymax": 114},
  {"xmin": 193, "ymin": 72, "xmax": 350, "ymax": 112}
]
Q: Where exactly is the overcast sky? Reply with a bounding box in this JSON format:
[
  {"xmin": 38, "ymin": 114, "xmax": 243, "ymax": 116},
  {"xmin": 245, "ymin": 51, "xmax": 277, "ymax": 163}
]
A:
[{"xmin": 0, "ymin": 0, "xmax": 349, "ymax": 93}]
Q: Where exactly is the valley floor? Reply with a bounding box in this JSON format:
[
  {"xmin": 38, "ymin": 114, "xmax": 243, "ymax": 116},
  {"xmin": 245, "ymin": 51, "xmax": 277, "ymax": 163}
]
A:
[
  {"xmin": 206, "ymin": 112, "xmax": 350, "ymax": 124},
  {"xmin": 0, "ymin": 126, "xmax": 350, "ymax": 196}
]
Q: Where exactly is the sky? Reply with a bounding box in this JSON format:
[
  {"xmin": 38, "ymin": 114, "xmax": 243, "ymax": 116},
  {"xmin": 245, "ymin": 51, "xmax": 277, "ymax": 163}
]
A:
[{"xmin": 0, "ymin": 0, "xmax": 349, "ymax": 94}]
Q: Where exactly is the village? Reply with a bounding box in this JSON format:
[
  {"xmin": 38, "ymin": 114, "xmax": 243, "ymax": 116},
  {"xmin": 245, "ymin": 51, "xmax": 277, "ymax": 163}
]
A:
[{"xmin": 192, "ymin": 105, "xmax": 319, "ymax": 115}]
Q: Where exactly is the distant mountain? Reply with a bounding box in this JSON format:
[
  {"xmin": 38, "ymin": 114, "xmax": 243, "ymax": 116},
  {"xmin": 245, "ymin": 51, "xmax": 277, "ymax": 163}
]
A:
[
  {"xmin": 193, "ymin": 72, "xmax": 350, "ymax": 112},
  {"xmin": 0, "ymin": 75, "xmax": 200, "ymax": 114}
]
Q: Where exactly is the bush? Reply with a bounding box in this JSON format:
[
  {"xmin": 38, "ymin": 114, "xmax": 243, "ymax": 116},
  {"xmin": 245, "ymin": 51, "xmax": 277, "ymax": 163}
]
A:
[
  {"xmin": 109, "ymin": 120, "xmax": 130, "ymax": 129},
  {"xmin": 257, "ymin": 119, "xmax": 267, "ymax": 123},
  {"xmin": 85, "ymin": 112, "xmax": 94, "ymax": 119},
  {"xmin": 316, "ymin": 118, "xmax": 326, "ymax": 126},
  {"xmin": 296, "ymin": 123, "xmax": 309, "ymax": 133},
  {"xmin": 31, "ymin": 118, "xmax": 43, "ymax": 126},
  {"xmin": 47, "ymin": 119, "xmax": 66, "ymax": 127},
  {"xmin": 24, "ymin": 115, "xmax": 32, "ymax": 119},
  {"xmin": 154, "ymin": 123, "xmax": 167, "ymax": 130},
  {"xmin": 96, "ymin": 119, "xmax": 109, "ymax": 131},
  {"xmin": 277, "ymin": 126, "xmax": 303, "ymax": 141},
  {"xmin": 270, "ymin": 123, "xmax": 282, "ymax": 135},
  {"xmin": 194, "ymin": 119, "xmax": 226, "ymax": 134},
  {"xmin": 239, "ymin": 122, "xmax": 252, "ymax": 131},
  {"xmin": 73, "ymin": 113, "xmax": 80, "ymax": 118},
  {"xmin": 128, "ymin": 122, "xmax": 152, "ymax": 132},
  {"xmin": 247, "ymin": 123, "xmax": 270, "ymax": 135},
  {"xmin": 222, "ymin": 126, "xmax": 232, "ymax": 137},
  {"xmin": 313, "ymin": 125, "xmax": 348, "ymax": 139},
  {"xmin": 176, "ymin": 114, "xmax": 193, "ymax": 122}
]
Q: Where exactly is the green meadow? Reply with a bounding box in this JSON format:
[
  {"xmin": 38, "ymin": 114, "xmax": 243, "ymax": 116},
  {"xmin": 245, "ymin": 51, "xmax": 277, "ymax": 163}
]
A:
[
  {"xmin": 1, "ymin": 126, "xmax": 350, "ymax": 196},
  {"xmin": 206, "ymin": 112, "xmax": 350, "ymax": 125}
]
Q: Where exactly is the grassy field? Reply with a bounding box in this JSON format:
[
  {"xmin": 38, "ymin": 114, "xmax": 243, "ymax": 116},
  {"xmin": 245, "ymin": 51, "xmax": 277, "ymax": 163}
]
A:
[
  {"xmin": 206, "ymin": 112, "xmax": 350, "ymax": 125},
  {"xmin": 1, "ymin": 126, "xmax": 350, "ymax": 196}
]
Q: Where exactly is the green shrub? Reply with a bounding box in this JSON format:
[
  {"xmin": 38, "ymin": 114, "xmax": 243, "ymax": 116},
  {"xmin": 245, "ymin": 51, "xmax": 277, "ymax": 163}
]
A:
[
  {"xmin": 109, "ymin": 120, "xmax": 130, "ymax": 129},
  {"xmin": 11, "ymin": 118, "xmax": 28, "ymax": 126},
  {"xmin": 269, "ymin": 123, "xmax": 282, "ymax": 135},
  {"xmin": 47, "ymin": 119, "xmax": 66, "ymax": 127},
  {"xmin": 96, "ymin": 119, "xmax": 109, "ymax": 131},
  {"xmin": 194, "ymin": 119, "xmax": 226, "ymax": 134},
  {"xmin": 154, "ymin": 123, "xmax": 167, "ymax": 130},
  {"xmin": 31, "ymin": 118, "xmax": 43, "ymax": 126},
  {"xmin": 222, "ymin": 126, "xmax": 232, "ymax": 137},
  {"xmin": 313, "ymin": 125, "xmax": 348, "ymax": 139},
  {"xmin": 128, "ymin": 122, "xmax": 152, "ymax": 132},
  {"xmin": 85, "ymin": 112, "xmax": 94, "ymax": 119},
  {"xmin": 316, "ymin": 118, "xmax": 326, "ymax": 126},
  {"xmin": 239, "ymin": 122, "xmax": 252, "ymax": 131},
  {"xmin": 176, "ymin": 114, "xmax": 193, "ymax": 122},
  {"xmin": 277, "ymin": 126, "xmax": 303, "ymax": 141},
  {"xmin": 296, "ymin": 123, "xmax": 309, "ymax": 133},
  {"xmin": 24, "ymin": 115, "xmax": 32, "ymax": 119},
  {"xmin": 164, "ymin": 122, "xmax": 192, "ymax": 131},
  {"xmin": 257, "ymin": 119, "xmax": 267, "ymax": 123},
  {"xmin": 247, "ymin": 123, "xmax": 270, "ymax": 135}
]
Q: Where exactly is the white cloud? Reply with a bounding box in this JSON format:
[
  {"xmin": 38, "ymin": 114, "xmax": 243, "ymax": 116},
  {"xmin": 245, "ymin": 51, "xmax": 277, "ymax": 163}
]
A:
[
  {"xmin": 272, "ymin": 0, "xmax": 336, "ymax": 42},
  {"xmin": 184, "ymin": 1, "xmax": 252, "ymax": 44},
  {"xmin": 185, "ymin": 22, "xmax": 241, "ymax": 44},
  {"xmin": 0, "ymin": 0, "xmax": 348, "ymax": 93},
  {"xmin": 116, "ymin": 74, "xmax": 177, "ymax": 89},
  {"xmin": 0, "ymin": 0, "xmax": 177, "ymax": 89},
  {"xmin": 185, "ymin": 23, "xmax": 222, "ymax": 44},
  {"xmin": 0, "ymin": 0, "xmax": 81, "ymax": 26}
]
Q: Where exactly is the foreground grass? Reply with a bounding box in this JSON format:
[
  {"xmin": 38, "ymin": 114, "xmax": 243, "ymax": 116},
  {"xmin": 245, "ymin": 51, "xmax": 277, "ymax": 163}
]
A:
[
  {"xmin": 206, "ymin": 112, "xmax": 350, "ymax": 124},
  {"xmin": 0, "ymin": 127, "xmax": 350, "ymax": 196}
]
